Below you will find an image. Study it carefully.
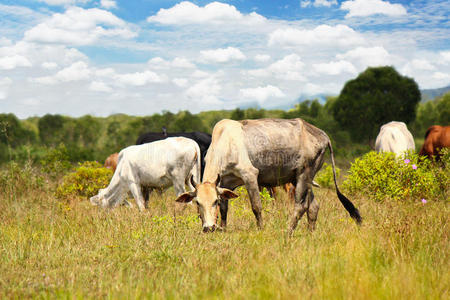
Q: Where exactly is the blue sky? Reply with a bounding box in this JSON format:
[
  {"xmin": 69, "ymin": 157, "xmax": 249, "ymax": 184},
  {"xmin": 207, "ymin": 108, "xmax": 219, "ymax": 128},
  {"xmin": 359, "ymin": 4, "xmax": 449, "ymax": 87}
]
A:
[{"xmin": 0, "ymin": 0, "xmax": 449, "ymax": 118}]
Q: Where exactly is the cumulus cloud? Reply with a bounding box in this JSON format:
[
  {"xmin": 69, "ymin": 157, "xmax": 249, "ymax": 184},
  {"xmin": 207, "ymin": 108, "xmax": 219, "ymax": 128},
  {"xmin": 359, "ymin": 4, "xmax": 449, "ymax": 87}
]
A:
[
  {"xmin": 89, "ymin": 81, "xmax": 112, "ymax": 92},
  {"xmin": 41, "ymin": 61, "xmax": 58, "ymax": 69},
  {"xmin": 336, "ymin": 46, "xmax": 390, "ymax": 67},
  {"xmin": 254, "ymin": 54, "xmax": 271, "ymax": 62},
  {"xmin": 0, "ymin": 77, "xmax": 12, "ymax": 100},
  {"xmin": 341, "ymin": 0, "xmax": 407, "ymax": 18},
  {"xmin": 313, "ymin": 60, "xmax": 357, "ymax": 75},
  {"xmin": 268, "ymin": 24, "xmax": 364, "ymax": 48},
  {"xmin": 147, "ymin": 1, "xmax": 266, "ymax": 25},
  {"xmin": 31, "ymin": 61, "xmax": 91, "ymax": 84},
  {"xmin": 301, "ymin": 0, "xmax": 338, "ymax": 8},
  {"xmin": 240, "ymin": 85, "xmax": 285, "ymax": 104},
  {"xmin": 100, "ymin": 0, "xmax": 117, "ymax": 9},
  {"xmin": 116, "ymin": 70, "xmax": 167, "ymax": 86},
  {"xmin": 440, "ymin": 51, "xmax": 450, "ymax": 64},
  {"xmin": 200, "ymin": 47, "xmax": 246, "ymax": 63},
  {"xmin": 172, "ymin": 78, "xmax": 188, "ymax": 88},
  {"xmin": 185, "ymin": 77, "xmax": 222, "ymax": 105},
  {"xmin": 0, "ymin": 54, "xmax": 32, "ymax": 70},
  {"xmin": 247, "ymin": 54, "xmax": 306, "ymax": 81},
  {"xmin": 24, "ymin": 7, "xmax": 136, "ymax": 46},
  {"xmin": 148, "ymin": 57, "xmax": 195, "ymax": 69},
  {"xmin": 38, "ymin": 0, "xmax": 88, "ymax": 5}
]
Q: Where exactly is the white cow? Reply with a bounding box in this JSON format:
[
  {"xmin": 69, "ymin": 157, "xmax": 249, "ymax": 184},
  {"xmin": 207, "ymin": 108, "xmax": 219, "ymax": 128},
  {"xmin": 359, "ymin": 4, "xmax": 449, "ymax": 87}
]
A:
[
  {"xmin": 90, "ymin": 137, "xmax": 200, "ymax": 211},
  {"xmin": 375, "ymin": 121, "xmax": 415, "ymax": 155}
]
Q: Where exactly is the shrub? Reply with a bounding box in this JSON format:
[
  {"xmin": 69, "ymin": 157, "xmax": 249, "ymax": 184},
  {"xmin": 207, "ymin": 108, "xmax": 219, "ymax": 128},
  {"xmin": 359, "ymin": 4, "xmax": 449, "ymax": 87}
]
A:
[
  {"xmin": 56, "ymin": 161, "xmax": 113, "ymax": 201},
  {"xmin": 315, "ymin": 163, "xmax": 341, "ymax": 189},
  {"xmin": 343, "ymin": 151, "xmax": 449, "ymax": 201},
  {"xmin": 0, "ymin": 161, "xmax": 45, "ymax": 198},
  {"xmin": 40, "ymin": 143, "xmax": 72, "ymax": 177}
]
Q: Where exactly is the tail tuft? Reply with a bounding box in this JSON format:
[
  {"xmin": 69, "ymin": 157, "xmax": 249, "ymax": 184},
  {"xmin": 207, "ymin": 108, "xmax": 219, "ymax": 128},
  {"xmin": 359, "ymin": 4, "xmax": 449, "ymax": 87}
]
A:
[{"xmin": 337, "ymin": 188, "xmax": 362, "ymax": 224}]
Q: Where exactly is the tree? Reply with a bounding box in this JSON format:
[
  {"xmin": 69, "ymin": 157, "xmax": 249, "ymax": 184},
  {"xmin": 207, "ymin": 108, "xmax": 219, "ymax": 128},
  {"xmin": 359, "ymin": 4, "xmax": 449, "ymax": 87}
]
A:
[
  {"xmin": 332, "ymin": 66, "xmax": 421, "ymax": 142},
  {"xmin": 38, "ymin": 114, "xmax": 66, "ymax": 146}
]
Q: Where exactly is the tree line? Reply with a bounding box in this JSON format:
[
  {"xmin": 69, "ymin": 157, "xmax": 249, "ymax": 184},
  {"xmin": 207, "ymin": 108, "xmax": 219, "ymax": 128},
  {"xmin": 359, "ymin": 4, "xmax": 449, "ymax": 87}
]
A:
[{"xmin": 1, "ymin": 66, "xmax": 448, "ymax": 164}]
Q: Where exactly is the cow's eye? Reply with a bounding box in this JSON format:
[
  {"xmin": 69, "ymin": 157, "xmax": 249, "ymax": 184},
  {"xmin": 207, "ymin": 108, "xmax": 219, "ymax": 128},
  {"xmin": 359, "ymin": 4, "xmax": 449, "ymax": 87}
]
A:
[{"xmin": 212, "ymin": 200, "xmax": 219, "ymax": 207}]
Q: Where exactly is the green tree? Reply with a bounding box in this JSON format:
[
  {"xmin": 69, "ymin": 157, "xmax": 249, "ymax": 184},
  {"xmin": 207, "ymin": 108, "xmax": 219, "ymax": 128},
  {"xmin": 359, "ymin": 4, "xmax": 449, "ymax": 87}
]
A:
[
  {"xmin": 38, "ymin": 114, "xmax": 66, "ymax": 146},
  {"xmin": 230, "ymin": 108, "xmax": 245, "ymax": 120},
  {"xmin": 332, "ymin": 66, "xmax": 421, "ymax": 142}
]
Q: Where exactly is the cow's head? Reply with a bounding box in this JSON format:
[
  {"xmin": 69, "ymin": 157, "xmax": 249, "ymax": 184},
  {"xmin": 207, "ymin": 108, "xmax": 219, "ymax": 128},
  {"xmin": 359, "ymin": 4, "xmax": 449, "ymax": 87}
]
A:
[
  {"xmin": 90, "ymin": 188, "xmax": 107, "ymax": 206},
  {"xmin": 175, "ymin": 175, "xmax": 238, "ymax": 232}
]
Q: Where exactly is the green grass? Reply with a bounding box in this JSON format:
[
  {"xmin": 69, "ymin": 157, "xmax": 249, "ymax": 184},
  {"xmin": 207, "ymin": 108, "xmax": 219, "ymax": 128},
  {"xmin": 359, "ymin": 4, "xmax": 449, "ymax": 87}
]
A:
[{"xmin": 0, "ymin": 178, "xmax": 448, "ymax": 299}]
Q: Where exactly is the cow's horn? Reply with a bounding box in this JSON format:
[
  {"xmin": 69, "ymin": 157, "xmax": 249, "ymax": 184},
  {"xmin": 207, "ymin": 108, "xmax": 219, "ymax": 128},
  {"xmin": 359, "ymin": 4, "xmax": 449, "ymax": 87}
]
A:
[{"xmin": 215, "ymin": 174, "xmax": 221, "ymax": 186}]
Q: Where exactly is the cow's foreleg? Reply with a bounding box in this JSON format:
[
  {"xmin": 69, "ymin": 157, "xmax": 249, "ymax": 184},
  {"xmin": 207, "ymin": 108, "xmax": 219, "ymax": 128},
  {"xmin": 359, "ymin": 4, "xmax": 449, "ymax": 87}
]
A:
[
  {"xmin": 242, "ymin": 168, "xmax": 263, "ymax": 229},
  {"xmin": 289, "ymin": 171, "xmax": 311, "ymax": 235},
  {"xmin": 129, "ymin": 183, "xmax": 146, "ymax": 211},
  {"xmin": 219, "ymin": 199, "xmax": 229, "ymax": 229}
]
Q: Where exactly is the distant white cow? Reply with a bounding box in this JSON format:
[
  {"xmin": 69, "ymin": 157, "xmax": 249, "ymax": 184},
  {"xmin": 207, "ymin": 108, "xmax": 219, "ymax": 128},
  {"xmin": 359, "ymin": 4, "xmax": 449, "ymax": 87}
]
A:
[
  {"xmin": 90, "ymin": 137, "xmax": 200, "ymax": 211},
  {"xmin": 375, "ymin": 121, "xmax": 415, "ymax": 155}
]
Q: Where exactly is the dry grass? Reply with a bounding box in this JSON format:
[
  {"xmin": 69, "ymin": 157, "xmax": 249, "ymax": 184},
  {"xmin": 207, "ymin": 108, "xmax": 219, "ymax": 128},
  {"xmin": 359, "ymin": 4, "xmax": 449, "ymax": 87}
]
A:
[{"xmin": 0, "ymin": 179, "xmax": 448, "ymax": 299}]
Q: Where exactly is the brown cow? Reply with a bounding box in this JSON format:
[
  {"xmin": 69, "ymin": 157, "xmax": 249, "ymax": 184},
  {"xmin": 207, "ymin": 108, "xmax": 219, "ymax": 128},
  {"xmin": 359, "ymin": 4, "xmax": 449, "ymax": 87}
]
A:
[
  {"xmin": 104, "ymin": 153, "xmax": 119, "ymax": 172},
  {"xmin": 419, "ymin": 125, "xmax": 450, "ymax": 160}
]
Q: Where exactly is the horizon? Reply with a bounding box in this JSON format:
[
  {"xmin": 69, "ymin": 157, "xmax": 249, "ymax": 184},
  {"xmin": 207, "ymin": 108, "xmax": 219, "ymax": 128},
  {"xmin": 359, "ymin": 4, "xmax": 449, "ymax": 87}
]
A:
[{"xmin": 1, "ymin": 0, "xmax": 449, "ymax": 118}]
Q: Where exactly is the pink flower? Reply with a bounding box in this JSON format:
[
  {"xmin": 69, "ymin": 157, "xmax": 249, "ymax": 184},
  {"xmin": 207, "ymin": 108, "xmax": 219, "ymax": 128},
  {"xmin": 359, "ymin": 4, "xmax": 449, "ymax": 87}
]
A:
[
  {"xmin": 412, "ymin": 164, "xmax": 417, "ymax": 170},
  {"xmin": 421, "ymin": 199, "xmax": 427, "ymax": 204},
  {"xmin": 404, "ymin": 159, "xmax": 410, "ymax": 164}
]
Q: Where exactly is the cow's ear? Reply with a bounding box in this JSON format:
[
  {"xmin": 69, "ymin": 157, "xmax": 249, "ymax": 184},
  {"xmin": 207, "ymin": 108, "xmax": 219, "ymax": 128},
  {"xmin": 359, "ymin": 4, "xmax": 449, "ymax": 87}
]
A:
[
  {"xmin": 176, "ymin": 191, "xmax": 196, "ymax": 203},
  {"xmin": 217, "ymin": 188, "xmax": 238, "ymax": 200}
]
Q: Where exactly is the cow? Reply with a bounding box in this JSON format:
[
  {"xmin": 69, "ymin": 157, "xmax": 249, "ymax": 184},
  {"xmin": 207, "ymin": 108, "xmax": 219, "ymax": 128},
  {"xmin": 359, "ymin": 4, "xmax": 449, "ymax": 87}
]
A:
[
  {"xmin": 175, "ymin": 118, "xmax": 362, "ymax": 234},
  {"xmin": 375, "ymin": 121, "xmax": 415, "ymax": 155},
  {"xmin": 104, "ymin": 152, "xmax": 119, "ymax": 172},
  {"xmin": 136, "ymin": 131, "xmax": 211, "ymax": 177},
  {"xmin": 90, "ymin": 137, "xmax": 200, "ymax": 211},
  {"xmin": 419, "ymin": 125, "xmax": 450, "ymax": 160}
]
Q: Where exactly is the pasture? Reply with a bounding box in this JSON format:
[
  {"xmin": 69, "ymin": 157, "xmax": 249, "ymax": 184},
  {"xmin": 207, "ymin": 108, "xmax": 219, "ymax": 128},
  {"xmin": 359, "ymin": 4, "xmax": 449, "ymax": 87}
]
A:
[{"xmin": 0, "ymin": 167, "xmax": 448, "ymax": 299}]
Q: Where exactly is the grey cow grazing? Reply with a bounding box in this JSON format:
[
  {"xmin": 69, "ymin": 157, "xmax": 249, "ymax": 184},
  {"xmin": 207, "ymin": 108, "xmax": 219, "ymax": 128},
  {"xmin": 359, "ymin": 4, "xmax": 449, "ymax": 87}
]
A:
[{"xmin": 176, "ymin": 118, "xmax": 362, "ymax": 234}]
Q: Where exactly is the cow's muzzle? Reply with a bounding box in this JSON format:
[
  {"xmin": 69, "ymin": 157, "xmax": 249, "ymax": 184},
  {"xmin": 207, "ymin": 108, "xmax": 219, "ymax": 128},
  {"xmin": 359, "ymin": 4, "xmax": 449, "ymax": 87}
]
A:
[{"xmin": 202, "ymin": 225, "xmax": 216, "ymax": 233}]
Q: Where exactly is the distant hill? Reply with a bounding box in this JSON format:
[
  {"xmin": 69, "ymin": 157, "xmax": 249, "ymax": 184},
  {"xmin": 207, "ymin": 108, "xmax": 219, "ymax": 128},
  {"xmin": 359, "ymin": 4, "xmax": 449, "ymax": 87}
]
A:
[{"xmin": 421, "ymin": 85, "xmax": 450, "ymax": 102}]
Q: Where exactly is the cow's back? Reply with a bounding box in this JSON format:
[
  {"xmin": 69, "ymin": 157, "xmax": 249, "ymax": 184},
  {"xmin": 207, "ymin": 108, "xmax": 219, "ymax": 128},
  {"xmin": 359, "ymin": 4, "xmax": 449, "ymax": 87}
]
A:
[
  {"xmin": 203, "ymin": 118, "xmax": 329, "ymax": 185},
  {"xmin": 375, "ymin": 121, "xmax": 415, "ymax": 154}
]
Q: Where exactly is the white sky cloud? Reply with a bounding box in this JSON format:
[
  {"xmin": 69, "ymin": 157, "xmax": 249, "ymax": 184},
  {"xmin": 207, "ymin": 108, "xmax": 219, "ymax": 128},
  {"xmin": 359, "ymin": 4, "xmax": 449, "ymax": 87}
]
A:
[
  {"xmin": 268, "ymin": 24, "xmax": 365, "ymax": 48},
  {"xmin": 336, "ymin": 46, "xmax": 390, "ymax": 67},
  {"xmin": 301, "ymin": 0, "xmax": 338, "ymax": 8},
  {"xmin": 0, "ymin": 1, "xmax": 448, "ymax": 117},
  {"xmin": 0, "ymin": 55, "xmax": 32, "ymax": 70},
  {"xmin": 341, "ymin": 0, "xmax": 407, "ymax": 18},
  {"xmin": 38, "ymin": 0, "xmax": 88, "ymax": 6},
  {"xmin": 185, "ymin": 77, "xmax": 222, "ymax": 105},
  {"xmin": 100, "ymin": 0, "xmax": 117, "ymax": 9},
  {"xmin": 148, "ymin": 57, "xmax": 195, "ymax": 69},
  {"xmin": 147, "ymin": 1, "xmax": 266, "ymax": 25},
  {"xmin": 41, "ymin": 62, "xmax": 58, "ymax": 69},
  {"xmin": 0, "ymin": 77, "xmax": 12, "ymax": 100},
  {"xmin": 24, "ymin": 7, "xmax": 136, "ymax": 46},
  {"xmin": 89, "ymin": 81, "xmax": 112, "ymax": 92},
  {"xmin": 240, "ymin": 85, "xmax": 285, "ymax": 104},
  {"xmin": 200, "ymin": 47, "xmax": 246, "ymax": 63},
  {"xmin": 313, "ymin": 60, "xmax": 357, "ymax": 75}
]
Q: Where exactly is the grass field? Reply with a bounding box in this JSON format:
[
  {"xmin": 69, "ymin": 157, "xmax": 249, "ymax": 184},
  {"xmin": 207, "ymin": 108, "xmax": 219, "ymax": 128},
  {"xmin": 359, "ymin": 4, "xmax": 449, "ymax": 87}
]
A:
[{"xmin": 0, "ymin": 173, "xmax": 448, "ymax": 299}]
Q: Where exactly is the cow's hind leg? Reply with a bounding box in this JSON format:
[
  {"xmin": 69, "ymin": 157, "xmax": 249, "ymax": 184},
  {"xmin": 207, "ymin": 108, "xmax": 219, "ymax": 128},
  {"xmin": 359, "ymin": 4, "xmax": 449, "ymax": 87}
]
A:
[
  {"xmin": 129, "ymin": 183, "xmax": 146, "ymax": 211},
  {"xmin": 289, "ymin": 169, "xmax": 312, "ymax": 235},
  {"xmin": 306, "ymin": 189, "xmax": 319, "ymax": 231}
]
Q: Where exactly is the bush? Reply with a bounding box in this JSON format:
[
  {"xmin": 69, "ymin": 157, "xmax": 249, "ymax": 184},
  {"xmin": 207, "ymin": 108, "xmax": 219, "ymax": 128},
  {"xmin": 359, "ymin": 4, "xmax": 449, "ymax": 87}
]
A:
[
  {"xmin": 315, "ymin": 163, "xmax": 341, "ymax": 189},
  {"xmin": 0, "ymin": 161, "xmax": 45, "ymax": 198},
  {"xmin": 40, "ymin": 143, "xmax": 72, "ymax": 177},
  {"xmin": 56, "ymin": 161, "xmax": 113, "ymax": 201},
  {"xmin": 343, "ymin": 151, "xmax": 449, "ymax": 201}
]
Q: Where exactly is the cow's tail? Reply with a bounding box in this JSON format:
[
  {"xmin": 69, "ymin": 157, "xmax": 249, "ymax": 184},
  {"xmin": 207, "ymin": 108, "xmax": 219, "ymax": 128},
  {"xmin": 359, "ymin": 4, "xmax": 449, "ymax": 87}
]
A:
[{"xmin": 328, "ymin": 140, "xmax": 362, "ymax": 225}]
